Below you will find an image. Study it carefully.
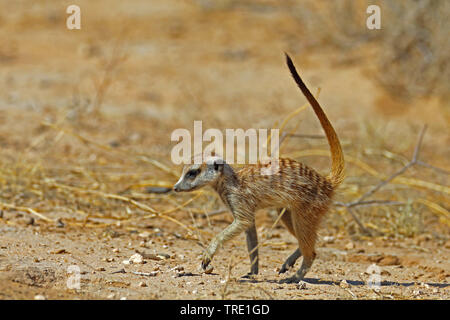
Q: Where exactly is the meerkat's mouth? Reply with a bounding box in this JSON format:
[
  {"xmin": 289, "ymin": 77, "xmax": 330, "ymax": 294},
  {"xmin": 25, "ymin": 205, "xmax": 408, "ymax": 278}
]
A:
[{"xmin": 173, "ymin": 184, "xmax": 201, "ymax": 192}]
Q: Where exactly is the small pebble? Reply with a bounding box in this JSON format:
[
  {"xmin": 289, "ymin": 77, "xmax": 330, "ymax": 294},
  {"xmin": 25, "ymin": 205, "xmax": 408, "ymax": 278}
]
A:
[
  {"xmin": 420, "ymin": 282, "xmax": 430, "ymax": 289},
  {"xmin": 138, "ymin": 281, "xmax": 147, "ymax": 287},
  {"xmin": 297, "ymin": 281, "xmax": 307, "ymax": 290},
  {"xmin": 129, "ymin": 253, "xmax": 144, "ymax": 264},
  {"xmin": 345, "ymin": 242, "xmax": 355, "ymax": 250},
  {"xmin": 340, "ymin": 279, "xmax": 350, "ymax": 289},
  {"xmin": 171, "ymin": 266, "xmax": 184, "ymax": 272},
  {"xmin": 51, "ymin": 248, "xmax": 67, "ymax": 254},
  {"xmin": 34, "ymin": 295, "xmax": 46, "ymax": 300},
  {"xmin": 138, "ymin": 231, "xmax": 151, "ymax": 239}
]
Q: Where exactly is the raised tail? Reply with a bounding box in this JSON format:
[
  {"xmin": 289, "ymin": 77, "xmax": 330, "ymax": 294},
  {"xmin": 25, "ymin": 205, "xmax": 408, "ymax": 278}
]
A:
[{"xmin": 285, "ymin": 53, "xmax": 345, "ymax": 187}]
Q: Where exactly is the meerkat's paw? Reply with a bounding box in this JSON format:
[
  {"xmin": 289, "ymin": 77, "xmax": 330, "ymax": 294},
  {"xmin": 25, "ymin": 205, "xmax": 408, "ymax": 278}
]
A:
[{"xmin": 201, "ymin": 253, "xmax": 212, "ymax": 270}]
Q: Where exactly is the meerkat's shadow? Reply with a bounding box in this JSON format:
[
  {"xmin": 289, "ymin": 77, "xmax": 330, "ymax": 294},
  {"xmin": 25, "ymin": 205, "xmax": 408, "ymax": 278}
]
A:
[{"xmin": 237, "ymin": 276, "xmax": 450, "ymax": 288}]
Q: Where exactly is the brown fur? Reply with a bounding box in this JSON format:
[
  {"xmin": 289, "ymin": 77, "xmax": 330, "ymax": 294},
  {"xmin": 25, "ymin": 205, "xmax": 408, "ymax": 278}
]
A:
[{"xmin": 173, "ymin": 54, "xmax": 345, "ymax": 283}]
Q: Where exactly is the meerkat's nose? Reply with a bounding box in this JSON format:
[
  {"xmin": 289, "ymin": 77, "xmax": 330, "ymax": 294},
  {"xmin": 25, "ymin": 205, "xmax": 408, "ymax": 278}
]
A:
[{"xmin": 173, "ymin": 183, "xmax": 180, "ymax": 192}]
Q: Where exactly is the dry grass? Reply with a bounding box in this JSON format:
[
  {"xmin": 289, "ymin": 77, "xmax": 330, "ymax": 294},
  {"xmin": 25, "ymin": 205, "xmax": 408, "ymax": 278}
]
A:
[
  {"xmin": 0, "ymin": 92, "xmax": 447, "ymax": 245},
  {"xmin": 0, "ymin": 0, "xmax": 448, "ymax": 243}
]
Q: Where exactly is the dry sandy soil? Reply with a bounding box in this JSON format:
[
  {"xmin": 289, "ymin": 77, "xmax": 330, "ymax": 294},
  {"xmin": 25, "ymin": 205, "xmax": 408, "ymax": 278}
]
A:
[
  {"xmin": 0, "ymin": 0, "xmax": 449, "ymax": 300},
  {"xmin": 1, "ymin": 218, "xmax": 449, "ymax": 300}
]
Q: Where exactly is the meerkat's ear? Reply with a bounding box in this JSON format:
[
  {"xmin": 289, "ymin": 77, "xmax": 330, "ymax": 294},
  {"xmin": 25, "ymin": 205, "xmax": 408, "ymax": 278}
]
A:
[
  {"xmin": 213, "ymin": 160, "xmax": 223, "ymax": 172},
  {"xmin": 205, "ymin": 156, "xmax": 224, "ymax": 172}
]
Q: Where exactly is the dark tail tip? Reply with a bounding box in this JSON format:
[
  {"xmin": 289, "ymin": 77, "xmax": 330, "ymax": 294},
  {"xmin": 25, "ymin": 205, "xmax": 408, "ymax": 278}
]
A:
[
  {"xmin": 284, "ymin": 52, "xmax": 293, "ymax": 68},
  {"xmin": 284, "ymin": 52, "xmax": 303, "ymax": 86}
]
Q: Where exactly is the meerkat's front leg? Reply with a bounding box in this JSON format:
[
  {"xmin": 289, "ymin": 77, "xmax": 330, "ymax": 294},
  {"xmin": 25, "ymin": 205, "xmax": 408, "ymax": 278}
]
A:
[
  {"xmin": 244, "ymin": 223, "xmax": 259, "ymax": 276},
  {"xmin": 201, "ymin": 214, "xmax": 253, "ymax": 270}
]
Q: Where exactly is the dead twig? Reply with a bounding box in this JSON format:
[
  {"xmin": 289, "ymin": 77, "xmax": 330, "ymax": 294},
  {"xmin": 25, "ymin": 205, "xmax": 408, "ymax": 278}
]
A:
[
  {"xmin": 287, "ymin": 133, "xmax": 326, "ymax": 139},
  {"xmin": 90, "ymin": 36, "xmax": 127, "ymax": 115},
  {"xmin": 357, "ymin": 125, "xmax": 427, "ymax": 203},
  {"xmin": 338, "ymin": 125, "xmax": 443, "ymax": 235},
  {"xmin": 202, "ymin": 208, "xmax": 228, "ymax": 218},
  {"xmin": 0, "ymin": 201, "xmax": 54, "ymax": 223},
  {"xmin": 43, "ymin": 180, "xmax": 196, "ymax": 235},
  {"xmin": 335, "ymin": 200, "xmax": 405, "ymax": 208}
]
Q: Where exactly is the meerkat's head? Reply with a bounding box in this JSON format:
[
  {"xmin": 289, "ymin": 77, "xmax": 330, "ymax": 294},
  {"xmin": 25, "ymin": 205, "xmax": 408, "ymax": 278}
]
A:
[{"xmin": 173, "ymin": 156, "xmax": 225, "ymax": 192}]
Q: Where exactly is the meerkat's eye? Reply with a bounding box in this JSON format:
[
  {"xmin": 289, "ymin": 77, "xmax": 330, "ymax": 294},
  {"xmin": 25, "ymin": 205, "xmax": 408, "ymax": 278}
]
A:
[{"xmin": 186, "ymin": 169, "xmax": 200, "ymax": 179}]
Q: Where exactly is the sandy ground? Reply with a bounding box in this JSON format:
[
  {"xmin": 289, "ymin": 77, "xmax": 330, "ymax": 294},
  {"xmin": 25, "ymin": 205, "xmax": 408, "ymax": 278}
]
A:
[
  {"xmin": 0, "ymin": 215, "xmax": 449, "ymax": 300},
  {"xmin": 0, "ymin": 0, "xmax": 449, "ymax": 300}
]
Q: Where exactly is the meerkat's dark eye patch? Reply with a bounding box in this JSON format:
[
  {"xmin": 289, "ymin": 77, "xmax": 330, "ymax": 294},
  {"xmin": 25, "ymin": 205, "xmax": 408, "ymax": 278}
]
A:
[{"xmin": 186, "ymin": 169, "xmax": 200, "ymax": 179}]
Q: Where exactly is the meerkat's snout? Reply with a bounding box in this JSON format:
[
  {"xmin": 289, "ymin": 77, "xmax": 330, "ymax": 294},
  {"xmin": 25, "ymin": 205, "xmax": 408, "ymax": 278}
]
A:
[
  {"xmin": 173, "ymin": 157, "xmax": 226, "ymax": 192},
  {"xmin": 172, "ymin": 174, "xmax": 194, "ymax": 192}
]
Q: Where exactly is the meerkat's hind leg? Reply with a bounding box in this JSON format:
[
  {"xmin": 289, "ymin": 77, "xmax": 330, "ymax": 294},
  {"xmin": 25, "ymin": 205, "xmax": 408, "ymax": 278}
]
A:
[
  {"xmin": 278, "ymin": 209, "xmax": 302, "ymax": 274},
  {"xmin": 243, "ymin": 223, "xmax": 259, "ymax": 277},
  {"xmin": 279, "ymin": 252, "xmax": 315, "ymax": 283},
  {"xmin": 280, "ymin": 208, "xmax": 318, "ymax": 284}
]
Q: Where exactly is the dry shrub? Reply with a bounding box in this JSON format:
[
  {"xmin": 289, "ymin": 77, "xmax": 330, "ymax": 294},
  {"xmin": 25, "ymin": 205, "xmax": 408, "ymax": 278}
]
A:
[
  {"xmin": 213, "ymin": 0, "xmax": 450, "ymax": 101},
  {"xmin": 377, "ymin": 1, "xmax": 450, "ymax": 101},
  {"xmin": 287, "ymin": 0, "xmax": 450, "ymax": 101}
]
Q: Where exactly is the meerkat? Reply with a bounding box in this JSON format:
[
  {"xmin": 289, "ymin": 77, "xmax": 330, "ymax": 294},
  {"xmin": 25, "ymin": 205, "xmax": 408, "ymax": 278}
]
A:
[{"xmin": 173, "ymin": 53, "xmax": 344, "ymax": 283}]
